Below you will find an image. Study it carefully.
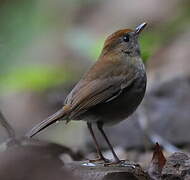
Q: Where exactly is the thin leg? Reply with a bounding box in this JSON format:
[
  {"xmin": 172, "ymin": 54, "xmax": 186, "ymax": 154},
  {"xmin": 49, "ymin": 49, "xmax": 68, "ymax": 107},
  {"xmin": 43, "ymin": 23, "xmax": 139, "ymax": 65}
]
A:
[
  {"xmin": 97, "ymin": 122, "xmax": 121, "ymax": 163},
  {"xmin": 87, "ymin": 122, "xmax": 109, "ymax": 162}
]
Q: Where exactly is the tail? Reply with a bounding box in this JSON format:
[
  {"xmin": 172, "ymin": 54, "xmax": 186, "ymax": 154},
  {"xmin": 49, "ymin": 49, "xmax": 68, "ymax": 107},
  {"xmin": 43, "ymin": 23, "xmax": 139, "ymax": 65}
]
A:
[{"xmin": 26, "ymin": 106, "xmax": 70, "ymax": 138}]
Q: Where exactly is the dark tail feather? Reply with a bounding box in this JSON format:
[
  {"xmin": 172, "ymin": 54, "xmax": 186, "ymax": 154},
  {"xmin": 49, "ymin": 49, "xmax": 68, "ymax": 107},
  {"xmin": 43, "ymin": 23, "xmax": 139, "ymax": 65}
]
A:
[{"xmin": 26, "ymin": 107, "xmax": 69, "ymax": 138}]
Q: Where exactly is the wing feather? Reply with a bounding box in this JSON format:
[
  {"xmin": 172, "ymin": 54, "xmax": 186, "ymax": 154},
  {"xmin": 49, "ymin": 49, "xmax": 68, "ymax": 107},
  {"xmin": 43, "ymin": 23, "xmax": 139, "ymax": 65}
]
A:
[{"xmin": 65, "ymin": 76, "xmax": 135, "ymax": 119}]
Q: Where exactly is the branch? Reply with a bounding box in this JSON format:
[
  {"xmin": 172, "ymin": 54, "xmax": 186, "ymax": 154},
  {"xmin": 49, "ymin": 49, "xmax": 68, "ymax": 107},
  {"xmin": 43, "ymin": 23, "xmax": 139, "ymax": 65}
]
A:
[
  {"xmin": 0, "ymin": 111, "xmax": 15, "ymax": 138},
  {"xmin": 137, "ymin": 103, "xmax": 180, "ymax": 153}
]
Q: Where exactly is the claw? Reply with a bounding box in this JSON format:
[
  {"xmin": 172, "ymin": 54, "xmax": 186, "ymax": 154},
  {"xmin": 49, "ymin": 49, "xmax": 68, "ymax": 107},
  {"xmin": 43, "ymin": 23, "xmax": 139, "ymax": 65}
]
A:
[
  {"xmin": 89, "ymin": 157, "xmax": 111, "ymax": 163},
  {"xmin": 104, "ymin": 160, "xmax": 137, "ymax": 168}
]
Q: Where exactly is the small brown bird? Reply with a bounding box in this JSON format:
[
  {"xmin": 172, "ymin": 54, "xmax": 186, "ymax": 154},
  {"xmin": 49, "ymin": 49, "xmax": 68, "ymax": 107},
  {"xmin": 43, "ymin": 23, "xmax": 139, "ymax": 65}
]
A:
[{"xmin": 26, "ymin": 22, "xmax": 147, "ymax": 164}]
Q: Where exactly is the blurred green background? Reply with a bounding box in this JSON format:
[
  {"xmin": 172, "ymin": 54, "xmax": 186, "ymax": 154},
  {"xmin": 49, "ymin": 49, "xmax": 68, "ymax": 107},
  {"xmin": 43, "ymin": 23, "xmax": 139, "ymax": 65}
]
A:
[
  {"xmin": 0, "ymin": 0, "xmax": 189, "ymax": 94},
  {"xmin": 0, "ymin": 0, "xmax": 190, "ymax": 150}
]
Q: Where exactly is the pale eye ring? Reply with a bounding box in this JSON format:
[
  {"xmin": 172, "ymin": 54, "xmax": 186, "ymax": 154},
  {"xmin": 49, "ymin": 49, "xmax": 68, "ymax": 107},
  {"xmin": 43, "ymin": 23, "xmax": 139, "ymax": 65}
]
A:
[{"xmin": 123, "ymin": 34, "xmax": 130, "ymax": 42}]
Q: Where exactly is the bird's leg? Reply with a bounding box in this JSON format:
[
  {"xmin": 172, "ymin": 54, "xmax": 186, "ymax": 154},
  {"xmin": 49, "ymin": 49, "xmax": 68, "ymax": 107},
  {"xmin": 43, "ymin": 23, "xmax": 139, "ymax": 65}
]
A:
[
  {"xmin": 97, "ymin": 122, "xmax": 121, "ymax": 164},
  {"xmin": 87, "ymin": 122, "xmax": 110, "ymax": 163}
]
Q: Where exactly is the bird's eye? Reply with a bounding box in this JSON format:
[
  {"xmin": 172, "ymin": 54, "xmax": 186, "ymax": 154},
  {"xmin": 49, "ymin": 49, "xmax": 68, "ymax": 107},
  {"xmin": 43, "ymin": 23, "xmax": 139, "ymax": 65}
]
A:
[{"xmin": 123, "ymin": 34, "xmax": 130, "ymax": 42}]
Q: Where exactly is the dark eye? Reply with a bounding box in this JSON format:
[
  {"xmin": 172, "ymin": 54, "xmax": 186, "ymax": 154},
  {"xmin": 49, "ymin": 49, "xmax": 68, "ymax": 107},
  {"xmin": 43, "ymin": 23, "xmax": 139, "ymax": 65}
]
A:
[{"xmin": 123, "ymin": 34, "xmax": 130, "ymax": 42}]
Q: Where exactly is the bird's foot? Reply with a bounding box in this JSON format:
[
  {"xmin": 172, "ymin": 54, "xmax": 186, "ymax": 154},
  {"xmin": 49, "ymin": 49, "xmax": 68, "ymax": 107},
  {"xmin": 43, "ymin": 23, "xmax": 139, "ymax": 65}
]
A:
[
  {"xmin": 104, "ymin": 159, "xmax": 137, "ymax": 168},
  {"xmin": 103, "ymin": 159, "xmax": 123, "ymax": 166},
  {"xmin": 89, "ymin": 156, "xmax": 111, "ymax": 164}
]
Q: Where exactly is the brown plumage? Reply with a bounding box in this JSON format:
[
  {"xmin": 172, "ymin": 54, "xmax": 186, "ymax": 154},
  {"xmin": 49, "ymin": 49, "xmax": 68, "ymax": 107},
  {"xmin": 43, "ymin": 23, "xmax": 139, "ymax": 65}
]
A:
[{"xmin": 26, "ymin": 23, "xmax": 147, "ymax": 164}]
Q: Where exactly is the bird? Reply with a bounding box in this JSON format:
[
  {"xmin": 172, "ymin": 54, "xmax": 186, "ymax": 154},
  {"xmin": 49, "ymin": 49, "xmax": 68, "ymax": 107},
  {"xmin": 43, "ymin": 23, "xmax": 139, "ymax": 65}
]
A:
[{"xmin": 26, "ymin": 22, "xmax": 147, "ymax": 165}]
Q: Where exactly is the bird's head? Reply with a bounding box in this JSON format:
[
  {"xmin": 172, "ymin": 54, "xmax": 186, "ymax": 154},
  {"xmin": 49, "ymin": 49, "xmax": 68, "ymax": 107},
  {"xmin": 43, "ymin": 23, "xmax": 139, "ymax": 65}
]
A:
[{"xmin": 102, "ymin": 22, "xmax": 147, "ymax": 57}]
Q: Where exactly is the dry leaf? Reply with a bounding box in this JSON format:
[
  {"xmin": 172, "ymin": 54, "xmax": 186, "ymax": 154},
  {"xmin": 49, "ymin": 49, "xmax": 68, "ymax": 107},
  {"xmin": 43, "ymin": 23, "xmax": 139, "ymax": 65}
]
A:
[{"xmin": 148, "ymin": 143, "xmax": 166, "ymax": 180}]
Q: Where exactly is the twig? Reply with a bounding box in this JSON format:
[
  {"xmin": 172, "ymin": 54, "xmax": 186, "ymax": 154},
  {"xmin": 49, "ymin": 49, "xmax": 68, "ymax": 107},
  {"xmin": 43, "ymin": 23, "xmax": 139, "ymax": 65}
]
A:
[
  {"xmin": 0, "ymin": 111, "xmax": 15, "ymax": 138},
  {"xmin": 137, "ymin": 102, "xmax": 180, "ymax": 153}
]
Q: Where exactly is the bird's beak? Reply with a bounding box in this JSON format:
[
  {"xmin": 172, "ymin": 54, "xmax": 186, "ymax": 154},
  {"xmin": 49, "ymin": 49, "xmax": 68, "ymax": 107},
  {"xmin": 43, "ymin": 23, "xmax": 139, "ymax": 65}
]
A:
[{"xmin": 135, "ymin": 22, "xmax": 147, "ymax": 35}]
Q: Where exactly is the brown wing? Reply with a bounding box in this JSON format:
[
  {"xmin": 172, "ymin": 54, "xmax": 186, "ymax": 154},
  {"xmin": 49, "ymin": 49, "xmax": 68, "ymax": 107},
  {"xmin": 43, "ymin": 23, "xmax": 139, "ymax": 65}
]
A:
[
  {"xmin": 64, "ymin": 76, "xmax": 135, "ymax": 119},
  {"xmin": 64, "ymin": 51, "xmax": 137, "ymax": 119}
]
